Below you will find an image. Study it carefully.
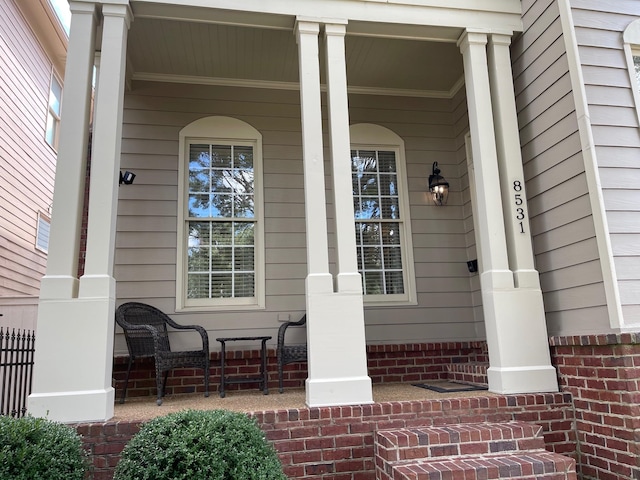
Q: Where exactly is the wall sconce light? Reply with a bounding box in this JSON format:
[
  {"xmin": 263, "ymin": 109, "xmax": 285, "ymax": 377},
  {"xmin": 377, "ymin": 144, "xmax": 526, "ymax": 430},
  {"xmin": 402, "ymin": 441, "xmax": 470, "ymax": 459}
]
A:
[
  {"xmin": 119, "ymin": 171, "xmax": 136, "ymax": 185},
  {"xmin": 428, "ymin": 162, "xmax": 449, "ymax": 206},
  {"xmin": 467, "ymin": 259, "xmax": 478, "ymax": 273}
]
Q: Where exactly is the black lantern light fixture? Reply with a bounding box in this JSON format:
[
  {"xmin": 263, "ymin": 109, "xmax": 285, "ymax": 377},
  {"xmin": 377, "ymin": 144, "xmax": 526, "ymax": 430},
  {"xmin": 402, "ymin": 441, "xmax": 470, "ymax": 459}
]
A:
[
  {"xmin": 119, "ymin": 170, "xmax": 136, "ymax": 185},
  {"xmin": 428, "ymin": 162, "xmax": 449, "ymax": 206}
]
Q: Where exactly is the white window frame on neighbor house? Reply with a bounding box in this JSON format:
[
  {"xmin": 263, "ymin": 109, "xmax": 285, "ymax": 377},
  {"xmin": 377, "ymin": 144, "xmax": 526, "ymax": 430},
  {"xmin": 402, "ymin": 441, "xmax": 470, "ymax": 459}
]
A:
[
  {"xmin": 623, "ymin": 19, "xmax": 640, "ymax": 127},
  {"xmin": 45, "ymin": 72, "xmax": 62, "ymax": 149},
  {"xmin": 350, "ymin": 123, "xmax": 417, "ymax": 306},
  {"xmin": 176, "ymin": 116, "xmax": 265, "ymax": 311},
  {"xmin": 35, "ymin": 211, "xmax": 51, "ymax": 253}
]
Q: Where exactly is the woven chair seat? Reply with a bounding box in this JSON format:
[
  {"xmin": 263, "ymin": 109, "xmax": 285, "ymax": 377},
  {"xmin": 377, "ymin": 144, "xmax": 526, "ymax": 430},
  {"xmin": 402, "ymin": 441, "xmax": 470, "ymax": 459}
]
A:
[
  {"xmin": 116, "ymin": 302, "xmax": 210, "ymax": 406},
  {"xmin": 277, "ymin": 314, "xmax": 307, "ymax": 393}
]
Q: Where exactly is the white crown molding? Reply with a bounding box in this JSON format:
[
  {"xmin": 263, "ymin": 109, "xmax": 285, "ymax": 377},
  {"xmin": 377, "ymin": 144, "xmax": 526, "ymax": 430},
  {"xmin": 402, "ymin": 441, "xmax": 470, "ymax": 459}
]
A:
[{"xmin": 131, "ymin": 71, "xmax": 465, "ymax": 98}]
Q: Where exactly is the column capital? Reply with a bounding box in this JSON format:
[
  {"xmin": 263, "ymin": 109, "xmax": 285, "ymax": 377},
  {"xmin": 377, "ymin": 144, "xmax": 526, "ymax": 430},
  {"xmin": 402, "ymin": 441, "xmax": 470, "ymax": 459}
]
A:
[
  {"xmin": 68, "ymin": 1, "xmax": 97, "ymax": 16},
  {"xmin": 489, "ymin": 33, "xmax": 513, "ymax": 47},
  {"xmin": 457, "ymin": 30, "xmax": 488, "ymax": 50},
  {"xmin": 324, "ymin": 22, "xmax": 347, "ymax": 37},
  {"xmin": 102, "ymin": 2, "xmax": 133, "ymax": 29},
  {"xmin": 295, "ymin": 18, "xmax": 320, "ymax": 38}
]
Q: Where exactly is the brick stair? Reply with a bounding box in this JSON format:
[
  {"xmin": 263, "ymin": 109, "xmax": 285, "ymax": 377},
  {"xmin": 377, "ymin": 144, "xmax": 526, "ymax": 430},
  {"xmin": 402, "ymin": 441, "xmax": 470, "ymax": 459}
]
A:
[
  {"xmin": 375, "ymin": 421, "xmax": 576, "ymax": 480},
  {"xmin": 446, "ymin": 343, "xmax": 489, "ymax": 386}
]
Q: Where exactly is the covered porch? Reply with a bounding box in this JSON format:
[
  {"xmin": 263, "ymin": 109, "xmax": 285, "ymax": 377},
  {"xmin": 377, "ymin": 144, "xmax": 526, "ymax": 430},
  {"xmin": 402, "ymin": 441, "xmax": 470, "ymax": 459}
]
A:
[{"xmin": 29, "ymin": 0, "xmax": 557, "ymax": 424}]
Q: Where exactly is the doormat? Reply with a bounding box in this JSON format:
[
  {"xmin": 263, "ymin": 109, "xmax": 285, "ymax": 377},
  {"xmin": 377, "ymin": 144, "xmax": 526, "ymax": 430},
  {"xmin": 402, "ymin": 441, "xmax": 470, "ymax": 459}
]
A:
[{"xmin": 412, "ymin": 381, "xmax": 488, "ymax": 393}]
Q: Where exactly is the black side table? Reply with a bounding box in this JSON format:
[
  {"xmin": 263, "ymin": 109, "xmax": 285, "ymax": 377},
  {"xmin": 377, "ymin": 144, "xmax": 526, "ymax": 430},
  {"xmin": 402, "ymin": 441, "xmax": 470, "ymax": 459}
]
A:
[{"xmin": 216, "ymin": 336, "xmax": 271, "ymax": 398}]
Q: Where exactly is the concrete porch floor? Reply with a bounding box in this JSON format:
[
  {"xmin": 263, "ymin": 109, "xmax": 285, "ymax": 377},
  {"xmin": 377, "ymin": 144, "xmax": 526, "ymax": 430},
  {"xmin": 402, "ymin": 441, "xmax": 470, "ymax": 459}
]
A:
[{"xmin": 113, "ymin": 381, "xmax": 495, "ymax": 422}]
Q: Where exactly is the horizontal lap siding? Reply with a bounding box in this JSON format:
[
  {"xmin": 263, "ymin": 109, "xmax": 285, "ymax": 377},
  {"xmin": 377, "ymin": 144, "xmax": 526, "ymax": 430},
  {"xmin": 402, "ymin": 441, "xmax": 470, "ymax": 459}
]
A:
[
  {"xmin": 570, "ymin": 0, "xmax": 640, "ymax": 324},
  {"xmin": 116, "ymin": 81, "xmax": 473, "ymax": 354},
  {"xmin": 0, "ymin": 0, "xmax": 54, "ymax": 300},
  {"xmin": 512, "ymin": 0, "xmax": 606, "ymax": 335}
]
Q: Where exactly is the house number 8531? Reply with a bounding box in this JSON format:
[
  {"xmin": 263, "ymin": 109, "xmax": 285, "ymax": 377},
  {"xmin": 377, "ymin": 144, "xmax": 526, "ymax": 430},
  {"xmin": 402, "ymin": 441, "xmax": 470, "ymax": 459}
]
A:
[{"xmin": 513, "ymin": 180, "xmax": 526, "ymax": 234}]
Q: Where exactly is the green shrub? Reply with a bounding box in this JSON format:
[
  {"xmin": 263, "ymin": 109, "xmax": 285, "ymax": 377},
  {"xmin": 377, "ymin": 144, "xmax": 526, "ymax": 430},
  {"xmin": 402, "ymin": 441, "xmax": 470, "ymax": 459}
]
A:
[
  {"xmin": 0, "ymin": 415, "xmax": 88, "ymax": 480},
  {"xmin": 113, "ymin": 409, "xmax": 286, "ymax": 480}
]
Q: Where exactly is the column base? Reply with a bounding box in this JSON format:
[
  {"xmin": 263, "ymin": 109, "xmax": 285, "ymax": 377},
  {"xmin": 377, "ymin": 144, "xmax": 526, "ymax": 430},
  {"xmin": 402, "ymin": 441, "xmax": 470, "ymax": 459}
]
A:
[
  {"xmin": 487, "ymin": 365, "xmax": 559, "ymax": 394},
  {"xmin": 305, "ymin": 376, "xmax": 373, "ymax": 407},
  {"xmin": 28, "ymin": 388, "xmax": 115, "ymax": 423}
]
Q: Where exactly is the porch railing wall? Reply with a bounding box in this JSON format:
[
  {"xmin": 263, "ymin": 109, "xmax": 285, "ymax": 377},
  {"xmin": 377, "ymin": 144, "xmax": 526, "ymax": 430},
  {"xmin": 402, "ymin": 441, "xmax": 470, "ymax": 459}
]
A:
[{"xmin": 0, "ymin": 326, "xmax": 35, "ymax": 417}]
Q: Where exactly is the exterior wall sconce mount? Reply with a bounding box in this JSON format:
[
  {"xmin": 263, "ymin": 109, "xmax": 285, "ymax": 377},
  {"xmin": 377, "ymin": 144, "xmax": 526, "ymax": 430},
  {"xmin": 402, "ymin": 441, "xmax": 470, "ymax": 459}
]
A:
[
  {"xmin": 428, "ymin": 162, "xmax": 449, "ymax": 206},
  {"xmin": 119, "ymin": 171, "xmax": 136, "ymax": 185}
]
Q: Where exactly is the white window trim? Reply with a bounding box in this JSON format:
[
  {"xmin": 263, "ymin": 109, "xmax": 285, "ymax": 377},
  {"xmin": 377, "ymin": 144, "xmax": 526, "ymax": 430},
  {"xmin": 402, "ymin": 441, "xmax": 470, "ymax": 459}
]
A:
[
  {"xmin": 45, "ymin": 72, "xmax": 62, "ymax": 150},
  {"xmin": 350, "ymin": 123, "xmax": 417, "ymax": 306},
  {"xmin": 35, "ymin": 211, "xmax": 51, "ymax": 254},
  {"xmin": 623, "ymin": 19, "xmax": 640, "ymax": 129},
  {"xmin": 176, "ymin": 116, "xmax": 265, "ymax": 311}
]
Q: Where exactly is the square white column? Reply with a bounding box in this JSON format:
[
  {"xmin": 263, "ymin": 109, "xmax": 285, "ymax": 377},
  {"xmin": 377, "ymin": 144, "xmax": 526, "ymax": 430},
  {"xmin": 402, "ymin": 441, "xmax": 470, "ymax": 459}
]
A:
[
  {"xmin": 459, "ymin": 30, "xmax": 557, "ymax": 394},
  {"xmin": 295, "ymin": 19, "xmax": 372, "ymax": 407}
]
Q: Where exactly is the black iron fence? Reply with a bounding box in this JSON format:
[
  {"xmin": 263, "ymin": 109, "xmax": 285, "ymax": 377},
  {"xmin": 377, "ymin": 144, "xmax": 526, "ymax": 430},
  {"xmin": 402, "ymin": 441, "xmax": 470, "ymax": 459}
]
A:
[{"xmin": 0, "ymin": 326, "xmax": 35, "ymax": 417}]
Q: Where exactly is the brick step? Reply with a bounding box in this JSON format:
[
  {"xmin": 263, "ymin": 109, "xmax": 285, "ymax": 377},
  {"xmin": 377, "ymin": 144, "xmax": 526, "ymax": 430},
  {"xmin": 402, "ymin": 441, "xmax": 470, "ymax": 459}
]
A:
[
  {"xmin": 375, "ymin": 422, "xmax": 577, "ymax": 480},
  {"xmin": 376, "ymin": 421, "xmax": 545, "ymax": 463},
  {"xmin": 446, "ymin": 361, "xmax": 489, "ymax": 385},
  {"xmin": 384, "ymin": 451, "xmax": 577, "ymax": 480}
]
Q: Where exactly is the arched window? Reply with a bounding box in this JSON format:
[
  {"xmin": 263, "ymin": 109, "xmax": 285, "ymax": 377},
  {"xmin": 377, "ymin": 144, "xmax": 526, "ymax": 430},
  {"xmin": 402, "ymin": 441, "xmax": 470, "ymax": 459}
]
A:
[
  {"xmin": 176, "ymin": 116, "xmax": 264, "ymax": 310},
  {"xmin": 350, "ymin": 123, "xmax": 417, "ymax": 304}
]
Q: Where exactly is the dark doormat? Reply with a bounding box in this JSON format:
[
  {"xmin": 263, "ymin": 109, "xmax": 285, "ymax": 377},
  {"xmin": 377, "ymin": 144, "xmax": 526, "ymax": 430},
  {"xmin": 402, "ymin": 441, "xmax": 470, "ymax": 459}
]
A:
[{"xmin": 412, "ymin": 381, "xmax": 488, "ymax": 393}]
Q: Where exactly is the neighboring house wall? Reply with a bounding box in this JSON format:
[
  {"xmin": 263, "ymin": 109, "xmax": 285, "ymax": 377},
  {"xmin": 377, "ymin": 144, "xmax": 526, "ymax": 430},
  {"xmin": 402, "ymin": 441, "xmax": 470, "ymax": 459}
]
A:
[
  {"xmin": 115, "ymin": 81, "xmax": 476, "ymax": 355},
  {"xmin": 569, "ymin": 1, "xmax": 640, "ymax": 327},
  {"xmin": 511, "ymin": 0, "xmax": 609, "ymax": 336},
  {"xmin": 0, "ymin": 0, "xmax": 63, "ymax": 330}
]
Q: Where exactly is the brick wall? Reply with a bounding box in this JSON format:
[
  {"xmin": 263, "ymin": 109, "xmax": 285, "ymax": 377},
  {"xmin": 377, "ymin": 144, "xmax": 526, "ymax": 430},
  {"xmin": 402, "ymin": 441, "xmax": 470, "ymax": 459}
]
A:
[
  {"xmin": 112, "ymin": 341, "xmax": 487, "ymax": 399},
  {"xmin": 76, "ymin": 391, "xmax": 575, "ymax": 480},
  {"xmin": 550, "ymin": 333, "xmax": 640, "ymax": 480}
]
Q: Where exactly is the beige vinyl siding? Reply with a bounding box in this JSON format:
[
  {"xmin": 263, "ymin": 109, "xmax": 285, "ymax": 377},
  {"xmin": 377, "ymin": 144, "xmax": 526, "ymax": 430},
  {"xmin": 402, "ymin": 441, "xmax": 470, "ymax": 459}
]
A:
[
  {"xmin": 0, "ymin": 0, "xmax": 55, "ymax": 310},
  {"xmin": 115, "ymin": 81, "xmax": 475, "ymax": 353},
  {"xmin": 511, "ymin": 0, "xmax": 607, "ymax": 335},
  {"xmin": 569, "ymin": 0, "xmax": 640, "ymax": 325}
]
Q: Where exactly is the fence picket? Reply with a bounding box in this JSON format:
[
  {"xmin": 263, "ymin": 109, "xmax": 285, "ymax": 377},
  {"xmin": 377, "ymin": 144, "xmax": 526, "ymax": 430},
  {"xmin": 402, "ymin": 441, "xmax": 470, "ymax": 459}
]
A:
[{"xmin": 0, "ymin": 327, "xmax": 36, "ymax": 417}]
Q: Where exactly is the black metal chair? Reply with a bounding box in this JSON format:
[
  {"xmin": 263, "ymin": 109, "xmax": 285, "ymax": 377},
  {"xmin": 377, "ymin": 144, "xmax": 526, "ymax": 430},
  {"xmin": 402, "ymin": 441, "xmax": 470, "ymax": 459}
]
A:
[
  {"xmin": 276, "ymin": 314, "xmax": 307, "ymax": 393},
  {"xmin": 115, "ymin": 302, "xmax": 210, "ymax": 405}
]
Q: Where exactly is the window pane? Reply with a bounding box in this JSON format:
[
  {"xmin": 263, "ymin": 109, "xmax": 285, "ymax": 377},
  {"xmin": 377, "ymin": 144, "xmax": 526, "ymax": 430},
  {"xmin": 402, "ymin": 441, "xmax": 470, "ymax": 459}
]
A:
[
  {"xmin": 186, "ymin": 141, "xmax": 257, "ymax": 301},
  {"xmin": 211, "ymin": 145, "xmax": 232, "ymax": 167},
  {"xmin": 45, "ymin": 114, "xmax": 56, "ymax": 146},
  {"xmin": 352, "ymin": 147, "xmax": 405, "ymax": 297},
  {"xmin": 234, "ymin": 273, "xmax": 255, "ymax": 297},
  {"xmin": 385, "ymin": 271, "xmax": 404, "ymax": 294},
  {"xmin": 187, "ymin": 274, "xmax": 210, "ymax": 299},
  {"xmin": 363, "ymin": 271, "xmax": 383, "ymax": 295},
  {"xmin": 634, "ymin": 55, "xmax": 640, "ymax": 89},
  {"xmin": 211, "ymin": 274, "xmax": 233, "ymax": 298},
  {"xmin": 49, "ymin": 77, "xmax": 62, "ymax": 115},
  {"xmin": 188, "ymin": 194, "xmax": 211, "ymax": 217}
]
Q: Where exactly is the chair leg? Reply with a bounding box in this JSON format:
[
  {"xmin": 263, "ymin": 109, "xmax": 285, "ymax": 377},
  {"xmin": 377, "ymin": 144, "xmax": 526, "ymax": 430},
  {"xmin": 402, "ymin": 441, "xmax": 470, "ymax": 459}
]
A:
[
  {"xmin": 204, "ymin": 360, "xmax": 210, "ymax": 398},
  {"xmin": 278, "ymin": 359, "xmax": 284, "ymax": 394},
  {"xmin": 155, "ymin": 364, "xmax": 165, "ymax": 406},
  {"xmin": 120, "ymin": 356, "xmax": 134, "ymax": 404}
]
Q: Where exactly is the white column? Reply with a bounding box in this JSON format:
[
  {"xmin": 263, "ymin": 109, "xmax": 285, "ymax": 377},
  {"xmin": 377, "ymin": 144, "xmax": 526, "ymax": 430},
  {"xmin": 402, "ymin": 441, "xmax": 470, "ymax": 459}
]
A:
[
  {"xmin": 39, "ymin": 1, "xmax": 96, "ymax": 300},
  {"xmin": 487, "ymin": 34, "xmax": 538, "ymax": 288},
  {"xmin": 29, "ymin": 2, "xmax": 133, "ymax": 422},
  {"xmin": 295, "ymin": 19, "xmax": 372, "ymax": 407},
  {"xmin": 79, "ymin": 3, "xmax": 131, "ymax": 296},
  {"xmin": 458, "ymin": 31, "xmax": 557, "ymax": 394},
  {"xmin": 325, "ymin": 22, "xmax": 361, "ymax": 293}
]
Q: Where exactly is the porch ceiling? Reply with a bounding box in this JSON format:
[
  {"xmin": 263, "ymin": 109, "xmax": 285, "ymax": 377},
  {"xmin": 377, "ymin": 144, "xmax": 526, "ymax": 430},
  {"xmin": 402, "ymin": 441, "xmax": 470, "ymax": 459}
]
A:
[{"xmin": 126, "ymin": 16, "xmax": 465, "ymax": 97}]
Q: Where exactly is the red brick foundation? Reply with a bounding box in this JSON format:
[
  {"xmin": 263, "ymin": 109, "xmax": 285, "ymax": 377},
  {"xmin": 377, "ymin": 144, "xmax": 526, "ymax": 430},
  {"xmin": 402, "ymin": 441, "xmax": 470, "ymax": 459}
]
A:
[
  {"xmin": 550, "ymin": 333, "xmax": 640, "ymax": 480},
  {"xmin": 76, "ymin": 392, "xmax": 575, "ymax": 480},
  {"xmin": 112, "ymin": 341, "xmax": 488, "ymax": 399}
]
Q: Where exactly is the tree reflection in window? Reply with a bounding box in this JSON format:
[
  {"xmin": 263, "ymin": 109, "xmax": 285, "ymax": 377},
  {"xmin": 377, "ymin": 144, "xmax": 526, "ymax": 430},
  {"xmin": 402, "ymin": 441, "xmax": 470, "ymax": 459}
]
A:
[
  {"xmin": 187, "ymin": 144, "xmax": 255, "ymax": 299},
  {"xmin": 352, "ymin": 150, "xmax": 404, "ymax": 295}
]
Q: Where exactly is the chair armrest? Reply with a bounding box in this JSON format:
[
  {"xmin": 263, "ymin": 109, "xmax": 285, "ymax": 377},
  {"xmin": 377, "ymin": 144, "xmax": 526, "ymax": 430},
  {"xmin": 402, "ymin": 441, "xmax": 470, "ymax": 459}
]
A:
[
  {"xmin": 164, "ymin": 318, "xmax": 210, "ymax": 354},
  {"xmin": 277, "ymin": 314, "xmax": 307, "ymax": 351}
]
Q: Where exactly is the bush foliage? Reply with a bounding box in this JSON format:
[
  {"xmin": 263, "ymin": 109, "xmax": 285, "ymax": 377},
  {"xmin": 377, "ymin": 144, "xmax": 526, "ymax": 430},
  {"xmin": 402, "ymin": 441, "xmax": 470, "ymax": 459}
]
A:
[
  {"xmin": 113, "ymin": 409, "xmax": 286, "ymax": 480},
  {"xmin": 0, "ymin": 415, "xmax": 88, "ymax": 480}
]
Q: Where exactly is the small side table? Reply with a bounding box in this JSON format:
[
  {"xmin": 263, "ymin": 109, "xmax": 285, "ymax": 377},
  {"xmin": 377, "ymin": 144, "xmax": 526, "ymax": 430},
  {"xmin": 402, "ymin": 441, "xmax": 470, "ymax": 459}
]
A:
[{"xmin": 216, "ymin": 336, "xmax": 271, "ymax": 398}]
